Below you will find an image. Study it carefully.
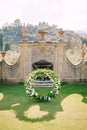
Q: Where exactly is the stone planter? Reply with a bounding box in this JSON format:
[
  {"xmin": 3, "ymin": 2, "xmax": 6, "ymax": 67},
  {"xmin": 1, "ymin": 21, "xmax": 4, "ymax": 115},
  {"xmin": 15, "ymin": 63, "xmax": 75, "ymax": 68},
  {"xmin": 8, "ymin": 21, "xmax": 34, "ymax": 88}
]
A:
[
  {"xmin": 81, "ymin": 50, "xmax": 86, "ymax": 59},
  {"xmin": 58, "ymin": 29, "xmax": 64, "ymax": 38},
  {"xmin": 22, "ymin": 28, "xmax": 28, "ymax": 40},
  {"xmin": 38, "ymin": 30, "xmax": 48, "ymax": 41},
  {"xmin": 1, "ymin": 51, "xmax": 6, "ymax": 58}
]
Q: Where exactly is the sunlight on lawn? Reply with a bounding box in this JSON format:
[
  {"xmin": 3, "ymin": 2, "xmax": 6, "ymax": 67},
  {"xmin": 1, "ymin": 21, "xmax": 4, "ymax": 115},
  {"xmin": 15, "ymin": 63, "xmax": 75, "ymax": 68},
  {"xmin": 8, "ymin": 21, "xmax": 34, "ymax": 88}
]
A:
[
  {"xmin": 0, "ymin": 94, "xmax": 87, "ymax": 130},
  {"xmin": 11, "ymin": 103, "xmax": 20, "ymax": 107},
  {"xmin": 55, "ymin": 94, "xmax": 87, "ymax": 129},
  {"xmin": 0, "ymin": 93, "xmax": 4, "ymax": 101},
  {"xmin": 60, "ymin": 94, "xmax": 87, "ymax": 112},
  {"xmin": 24, "ymin": 105, "xmax": 48, "ymax": 119}
]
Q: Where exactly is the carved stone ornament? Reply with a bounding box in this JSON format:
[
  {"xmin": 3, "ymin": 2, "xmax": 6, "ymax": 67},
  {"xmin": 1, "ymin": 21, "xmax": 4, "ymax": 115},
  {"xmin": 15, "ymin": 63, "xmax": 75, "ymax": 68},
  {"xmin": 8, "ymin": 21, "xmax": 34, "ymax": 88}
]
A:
[
  {"xmin": 22, "ymin": 28, "xmax": 28, "ymax": 40},
  {"xmin": 1, "ymin": 51, "xmax": 6, "ymax": 58},
  {"xmin": 58, "ymin": 29, "xmax": 64, "ymax": 38},
  {"xmin": 38, "ymin": 30, "xmax": 48, "ymax": 41},
  {"xmin": 81, "ymin": 49, "xmax": 86, "ymax": 59}
]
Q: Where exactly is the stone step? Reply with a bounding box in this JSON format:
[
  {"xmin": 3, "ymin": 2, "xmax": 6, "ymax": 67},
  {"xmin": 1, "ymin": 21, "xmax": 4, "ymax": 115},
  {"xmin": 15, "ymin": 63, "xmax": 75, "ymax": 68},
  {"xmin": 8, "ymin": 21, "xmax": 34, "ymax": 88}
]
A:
[{"xmin": 34, "ymin": 80, "xmax": 53, "ymax": 87}]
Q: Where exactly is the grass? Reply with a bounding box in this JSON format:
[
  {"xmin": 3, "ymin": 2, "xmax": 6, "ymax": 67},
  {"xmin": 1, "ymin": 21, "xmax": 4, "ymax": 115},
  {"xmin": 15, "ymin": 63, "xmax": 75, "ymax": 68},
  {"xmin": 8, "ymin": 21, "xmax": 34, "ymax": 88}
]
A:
[{"xmin": 0, "ymin": 83, "xmax": 87, "ymax": 130}]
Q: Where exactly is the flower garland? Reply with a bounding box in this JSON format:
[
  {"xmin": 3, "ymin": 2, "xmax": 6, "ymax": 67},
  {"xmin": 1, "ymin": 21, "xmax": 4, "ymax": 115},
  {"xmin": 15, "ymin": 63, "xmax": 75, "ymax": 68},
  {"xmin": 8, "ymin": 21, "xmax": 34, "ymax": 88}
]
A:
[{"xmin": 24, "ymin": 69, "xmax": 61, "ymax": 102}]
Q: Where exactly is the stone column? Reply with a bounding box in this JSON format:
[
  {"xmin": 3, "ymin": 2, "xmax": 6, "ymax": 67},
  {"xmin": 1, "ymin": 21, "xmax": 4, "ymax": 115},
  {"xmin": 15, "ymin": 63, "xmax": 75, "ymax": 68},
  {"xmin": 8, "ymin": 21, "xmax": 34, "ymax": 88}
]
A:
[
  {"xmin": 0, "ymin": 63, "xmax": 1, "ymax": 81},
  {"xmin": 61, "ymin": 43, "xmax": 67, "ymax": 80},
  {"xmin": 1, "ymin": 60, "xmax": 6, "ymax": 82},
  {"xmin": 23, "ymin": 43, "xmax": 32, "ymax": 79},
  {"xmin": 80, "ymin": 49, "xmax": 86, "ymax": 82},
  {"xmin": 19, "ymin": 40, "xmax": 32, "ymax": 81},
  {"xmin": 19, "ymin": 42, "xmax": 24, "ymax": 81},
  {"xmin": 56, "ymin": 41, "xmax": 66, "ymax": 80},
  {"xmin": 80, "ymin": 59, "xmax": 85, "ymax": 81},
  {"xmin": 53, "ymin": 43, "xmax": 58, "ymax": 75}
]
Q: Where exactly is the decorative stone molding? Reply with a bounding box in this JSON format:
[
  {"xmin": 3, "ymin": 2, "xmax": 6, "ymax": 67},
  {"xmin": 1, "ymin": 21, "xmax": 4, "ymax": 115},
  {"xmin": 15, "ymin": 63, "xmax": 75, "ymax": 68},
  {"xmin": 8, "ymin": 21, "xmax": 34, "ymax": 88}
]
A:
[
  {"xmin": 22, "ymin": 28, "xmax": 28, "ymax": 41},
  {"xmin": 58, "ymin": 29, "xmax": 64, "ymax": 38},
  {"xmin": 0, "ymin": 39, "xmax": 87, "ymax": 83},
  {"xmin": 1, "ymin": 51, "xmax": 6, "ymax": 58},
  {"xmin": 38, "ymin": 30, "xmax": 48, "ymax": 41},
  {"xmin": 81, "ymin": 49, "xmax": 86, "ymax": 59}
]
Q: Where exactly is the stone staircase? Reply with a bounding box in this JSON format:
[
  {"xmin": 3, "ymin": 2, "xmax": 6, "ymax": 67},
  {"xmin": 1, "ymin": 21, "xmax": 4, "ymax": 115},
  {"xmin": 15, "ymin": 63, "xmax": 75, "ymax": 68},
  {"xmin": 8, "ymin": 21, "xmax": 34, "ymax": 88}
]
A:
[{"xmin": 34, "ymin": 80, "xmax": 53, "ymax": 87}]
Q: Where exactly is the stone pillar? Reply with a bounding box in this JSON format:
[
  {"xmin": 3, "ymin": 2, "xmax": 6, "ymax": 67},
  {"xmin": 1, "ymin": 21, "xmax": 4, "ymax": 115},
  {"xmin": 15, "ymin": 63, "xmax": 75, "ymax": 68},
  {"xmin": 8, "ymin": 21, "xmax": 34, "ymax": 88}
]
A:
[
  {"xmin": 1, "ymin": 60, "xmax": 6, "ymax": 82},
  {"xmin": 53, "ymin": 44, "xmax": 58, "ymax": 75},
  {"xmin": 19, "ymin": 42, "xmax": 24, "ymax": 81},
  {"xmin": 23, "ymin": 43, "xmax": 32, "ymax": 78},
  {"xmin": 80, "ymin": 49, "xmax": 86, "ymax": 82},
  {"xmin": 56, "ymin": 41, "xmax": 66, "ymax": 80},
  {"xmin": 0, "ymin": 63, "xmax": 1, "ymax": 81},
  {"xmin": 19, "ymin": 40, "xmax": 32, "ymax": 81},
  {"xmin": 80, "ymin": 59, "xmax": 85, "ymax": 81},
  {"xmin": 62, "ymin": 43, "xmax": 67, "ymax": 80}
]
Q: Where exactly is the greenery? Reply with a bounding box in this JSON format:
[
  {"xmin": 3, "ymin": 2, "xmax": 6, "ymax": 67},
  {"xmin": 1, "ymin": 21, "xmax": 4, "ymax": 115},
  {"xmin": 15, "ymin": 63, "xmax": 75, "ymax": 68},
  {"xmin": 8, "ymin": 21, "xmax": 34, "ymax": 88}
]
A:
[
  {"xmin": 0, "ymin": 19, "xmax": 84, "ymax": 51},
  {"xmin": 5, "ymin": 43, "xmax": 10, "ymax": 51},
  {"xmin": 0, "ymin": 33, "xmax": 3, "ymax": 51},
  {"xmin": 0, "ymin": 83, "xmax": 87, "ymax": 130},
  {"xmin": 81, "ymin": 37, "xmax": 87, "ymax": 45},
  {"xmin": 25, "ymin": 69, "xmax": 61, "ymax": 102},
  {"xmin": 0, "ymin": 19, "xmax": 58, "ymax": 50}
]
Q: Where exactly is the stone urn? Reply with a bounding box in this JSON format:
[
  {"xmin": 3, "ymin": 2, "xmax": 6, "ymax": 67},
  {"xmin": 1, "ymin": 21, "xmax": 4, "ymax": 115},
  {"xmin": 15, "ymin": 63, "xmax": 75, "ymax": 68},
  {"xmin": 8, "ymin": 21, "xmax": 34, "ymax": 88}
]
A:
[
  {"xmin": 38, "ymin": 30, "xmax": 48, "ymax": 41},
  {"xmin": 22, "ymin": 28, "xmax": 28, "ymax": 40},
  {"xmin": 81, "ymin": 49, "xmax": 86, "ymax": 59},
  {"xmin": 1, "ymin": 51, "xmax": 6, "ymax": 58},
  {"xmin": 58, "ymin": 29, "xmax": 64, "ymax": 38}
]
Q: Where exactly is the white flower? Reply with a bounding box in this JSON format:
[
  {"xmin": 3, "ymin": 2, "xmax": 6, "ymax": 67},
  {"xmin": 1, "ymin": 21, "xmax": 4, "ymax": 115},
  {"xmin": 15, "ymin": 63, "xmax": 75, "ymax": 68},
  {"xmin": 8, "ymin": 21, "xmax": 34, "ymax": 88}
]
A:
[
  {"xmin": 56, "ymin": 91, "xmax": 59, "ymax": 94},
  {"xmin": 25, "ymin": 69, "xmax": 61, "ymax": 102},
  {"xmin": 26, "ymin": 90, "xmax": 29, "ymax": 94},
  {"xmin": 58, "ymin": 81, "xmax": 61, "ymax": 84},
  {"xmin": 48, "ymin": 97, "xmax": 51, "ymax": 101},
  {"xmin": 44, "ymin": 96, "xmax": 47, "ymax": 100},
  {"xmin": 35, "ymin": 93, "xmax": 38, "ymax": 96},
  {"xmin": 50, "ymin": 91, "xmax": 53, "ymax": 93}
]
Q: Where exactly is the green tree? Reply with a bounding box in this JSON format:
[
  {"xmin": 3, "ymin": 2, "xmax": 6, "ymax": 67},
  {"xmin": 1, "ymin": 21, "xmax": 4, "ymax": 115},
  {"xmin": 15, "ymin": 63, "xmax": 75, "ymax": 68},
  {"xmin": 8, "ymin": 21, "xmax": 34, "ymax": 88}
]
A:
[
  {"xmin": 0, "ymin": 33, "xmax": 3, "ymax": 51},
  {"xmin": 5, "ymin": 43, "xmax": 10, "ymax": 51}
]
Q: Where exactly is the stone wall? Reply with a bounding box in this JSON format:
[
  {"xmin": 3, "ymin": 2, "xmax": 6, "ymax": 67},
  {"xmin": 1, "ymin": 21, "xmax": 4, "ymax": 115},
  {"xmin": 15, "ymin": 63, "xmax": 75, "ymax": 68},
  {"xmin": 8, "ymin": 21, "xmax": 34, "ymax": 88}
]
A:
[
  {"xmin": 0, "ymin": 40, "xmax": 87, "ymax": 83},
  {"xmin": 0, "ymin": 60, "xmax": 20, "ymax": 82}
]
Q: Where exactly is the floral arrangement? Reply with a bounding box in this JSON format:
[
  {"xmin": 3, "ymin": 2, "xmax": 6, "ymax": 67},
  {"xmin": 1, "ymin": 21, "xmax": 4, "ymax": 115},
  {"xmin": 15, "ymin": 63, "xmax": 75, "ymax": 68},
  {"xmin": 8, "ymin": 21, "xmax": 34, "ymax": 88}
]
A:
[{"xmin": 24, "ymin": 69, "xmax": 61, "ymax": 102}]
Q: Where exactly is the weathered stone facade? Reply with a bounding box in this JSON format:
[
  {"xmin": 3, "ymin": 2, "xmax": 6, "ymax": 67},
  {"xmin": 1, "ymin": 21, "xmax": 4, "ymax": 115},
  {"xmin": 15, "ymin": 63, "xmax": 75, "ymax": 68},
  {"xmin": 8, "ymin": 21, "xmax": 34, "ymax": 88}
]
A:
[{"xmin": 0, "ymin": 39, "xmax": 87, "ymax": 83}]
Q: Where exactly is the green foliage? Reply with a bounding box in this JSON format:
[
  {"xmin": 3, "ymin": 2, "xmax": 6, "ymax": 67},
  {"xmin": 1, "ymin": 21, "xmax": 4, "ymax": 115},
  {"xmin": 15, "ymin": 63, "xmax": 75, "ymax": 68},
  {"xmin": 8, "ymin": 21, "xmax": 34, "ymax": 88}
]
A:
[
  {"xmin": 1, "ymin": 19, "xmax": 58, "ymax": 48},
  {"xmin": 5, "ymin": 43, "xmax": 10, "ymax": 51},
  {"xmin": 25, "ymin": 69, "xmax": 61, "ymax": 102},
  {"xmin": 0, "ymin": 33, "xmax": 3, "ymax": 51},
  {"xmin": 0, "ymin": 83, "xmax": 87, "ymax": 123},
  {"xmin": 81, "ymin": 37, "xmax": 87, "ymax": 45},
  {"xmin": 0, "ymin": 19, "xmax": 85, "ymax": 50}
]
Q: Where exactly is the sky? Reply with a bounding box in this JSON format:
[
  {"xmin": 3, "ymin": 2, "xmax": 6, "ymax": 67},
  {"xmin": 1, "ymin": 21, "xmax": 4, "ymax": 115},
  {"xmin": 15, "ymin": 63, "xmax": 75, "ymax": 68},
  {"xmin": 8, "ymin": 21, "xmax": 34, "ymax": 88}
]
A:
[{"xmin": 0, "ymin": 0, "xmax": 87, "ymax": 31}]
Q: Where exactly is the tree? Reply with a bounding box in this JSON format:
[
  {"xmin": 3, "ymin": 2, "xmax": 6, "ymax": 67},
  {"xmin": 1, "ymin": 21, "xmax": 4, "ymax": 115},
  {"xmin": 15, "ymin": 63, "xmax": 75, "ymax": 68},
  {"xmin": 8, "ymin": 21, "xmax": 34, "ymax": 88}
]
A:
[
  {"xmin": 5, "ymin": 43, "xmax": 10, "ymax": 51},
  {"xmin": 14, "ymin": 19, "xmax": 21, "ymax": 27},
  {"xmin": 81, "ymin": 37, "xmax": 87, "ymax": 45},
  {"xmin": 0, "ymin": 33, "xmax": 3, "ymax": 51}
]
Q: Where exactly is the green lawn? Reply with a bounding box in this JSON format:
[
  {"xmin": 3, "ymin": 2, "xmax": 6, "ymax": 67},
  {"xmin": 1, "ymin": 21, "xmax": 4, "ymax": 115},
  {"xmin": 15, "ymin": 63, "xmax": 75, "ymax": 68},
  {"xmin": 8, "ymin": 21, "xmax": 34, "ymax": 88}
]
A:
[{"xmin": 0, "ymin": 83, "xmax": 87, "ymax": 130}]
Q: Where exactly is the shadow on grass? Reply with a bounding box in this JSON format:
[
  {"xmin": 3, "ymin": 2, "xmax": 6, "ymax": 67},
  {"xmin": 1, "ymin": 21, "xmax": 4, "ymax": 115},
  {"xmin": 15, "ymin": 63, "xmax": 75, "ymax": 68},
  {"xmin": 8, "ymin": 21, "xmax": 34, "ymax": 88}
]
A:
[{"xmin": 0, "ymin": 83, "xmax": 87, "ymax": 122}]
